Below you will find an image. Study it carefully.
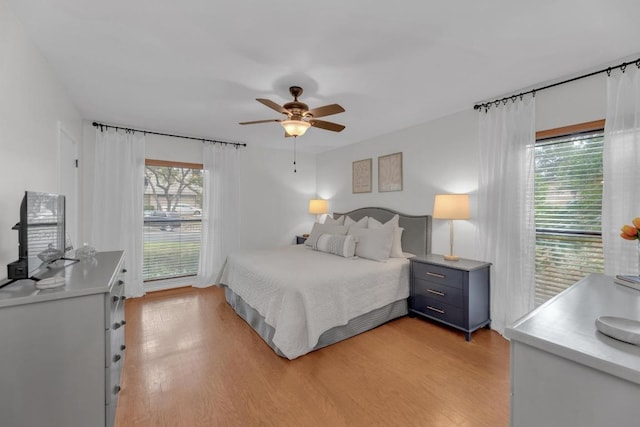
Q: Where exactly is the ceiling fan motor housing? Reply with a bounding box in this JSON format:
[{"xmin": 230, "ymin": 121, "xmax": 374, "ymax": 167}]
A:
[{"xmin": 283, "ymin": 101, "xmax": 310, "ymax": 119}]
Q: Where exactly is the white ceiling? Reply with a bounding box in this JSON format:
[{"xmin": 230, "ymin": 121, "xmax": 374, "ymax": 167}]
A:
[{"xmin": 7, "ymin": 0, "xmax": 640, "ymax": 152}]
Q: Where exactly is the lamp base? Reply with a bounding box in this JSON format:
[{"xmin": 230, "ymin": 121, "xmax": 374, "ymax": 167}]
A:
[{"xmin": 444, "ymin": 254, "xmax": 460, "ymax": 261}]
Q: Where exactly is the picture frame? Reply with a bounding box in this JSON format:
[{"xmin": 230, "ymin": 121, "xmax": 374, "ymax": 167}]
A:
[
  {"xmin": 378, "ymin": 152, "xmax": 403, "ymax": 192},
  {"xmin": 352, "ymin": 158, "xmax": 372, "ymax": 193}
]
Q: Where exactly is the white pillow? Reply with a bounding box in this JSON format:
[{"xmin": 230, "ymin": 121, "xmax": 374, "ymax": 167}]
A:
[
  {"xmin": 323, "ymin": 215, "xmax": 345, "ymax": 225},
  {"xmin": 348, "ymin": 227, "xmax": 395, "ymax": 262},
  {"xmin": 313, "ymin": 233, "xmax": 357, "ymax": 258},
  {"xmin": 368, "ymin": 214, "xmax": 399, "ymax": 229},
  {"xmin": 305, "ymin": 223, "xmax": 348, "ymax": 247},
  {"xmin": 368, "ymin": 215, "xmax": 404, "ymax": 257},
  {"xmin": 345, "ymin": 215, "xmax": 368, "ymax": 230},
  {"xmin": 390, "ymin": 227, "xmax": 405, "ymax": 258}
]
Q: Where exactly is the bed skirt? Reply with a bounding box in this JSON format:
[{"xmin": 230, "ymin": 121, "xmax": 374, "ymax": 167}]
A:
[{"xmin": 223, "ymin": 285, "xmax": 408, "ymax": 358}]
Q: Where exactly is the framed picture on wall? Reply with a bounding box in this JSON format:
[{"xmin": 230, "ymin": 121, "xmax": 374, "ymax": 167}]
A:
[
  {"xmin": 352, "ymin": 158, "xmax": 372, "ymax": 193},
  {"xmin": 378, "ymin": 152, "xmax": 403, "ymax": 192}
]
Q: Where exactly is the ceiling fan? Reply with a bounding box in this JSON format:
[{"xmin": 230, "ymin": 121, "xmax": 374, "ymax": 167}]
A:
[{"xmin": 239, "ymin": 86, "xmax": 345, "ymax": 137}]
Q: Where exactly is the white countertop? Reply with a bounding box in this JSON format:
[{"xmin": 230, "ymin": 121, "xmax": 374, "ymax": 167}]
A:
[
  {"xmin": 0, "ymin": 251, "xmax": 125, "ymax": 308},
  {"xmin": 505, "ymin": 273, "xmax": 640, "ymax": 385}
]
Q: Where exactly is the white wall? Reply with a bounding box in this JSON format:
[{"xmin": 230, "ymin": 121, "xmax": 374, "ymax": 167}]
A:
[
  {"xmin": 317, "ymin": 73, "xmax": 608, "ymax": 260},
  {"xmin": 317, "ymin": 110, "xmax": 480, "ymax": 259},
  {"xmin": 238, "ymin": 145, "xmax": 317, "ymax": 249},
  {"xmin": 0, "ymin": 2, "xmax": 82, "ymax": 272}
]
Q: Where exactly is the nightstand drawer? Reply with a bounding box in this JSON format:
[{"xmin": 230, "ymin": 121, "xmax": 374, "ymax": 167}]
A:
[
  {"xmin": 411, "ymin": 295, "xmax": 464, "ymax": 326},
  {"xmin": 413, "ymin": 278, "xmax": 464, "ymax": 308},
  {"xmin": 412, "ymin": 262, "xmax": 463, "ymax": 289}
]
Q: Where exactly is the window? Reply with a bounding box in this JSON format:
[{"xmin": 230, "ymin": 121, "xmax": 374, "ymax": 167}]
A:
[
  {"xmin": 534, "ymin": 121, "xmax": 605, "ymax": 304},
  {"xmin": 143, "ymin": 160, "xmax": 203, "ymax": 282}
]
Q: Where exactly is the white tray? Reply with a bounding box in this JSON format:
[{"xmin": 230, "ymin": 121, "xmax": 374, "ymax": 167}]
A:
[{"xmin": 595, "ymin": 316, "xmax": 640, "ymax": 346}]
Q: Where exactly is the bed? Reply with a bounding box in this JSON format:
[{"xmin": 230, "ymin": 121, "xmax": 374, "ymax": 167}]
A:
[{"xmin": 217, "ymin": 207, "xmax": 432, "ymax": 359}]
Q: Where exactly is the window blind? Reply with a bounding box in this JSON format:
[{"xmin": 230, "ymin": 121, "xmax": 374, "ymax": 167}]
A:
[
  {"xmin": 143, "ymin": 163, "xmax": 202, "ymax": 282},
  {"xmin": 143, "ymin": 219, "xmax": 201, "ymax": 281},
  {"xmin": 534, "ymin": 131, "xmax": 604, "ymax": 304}
]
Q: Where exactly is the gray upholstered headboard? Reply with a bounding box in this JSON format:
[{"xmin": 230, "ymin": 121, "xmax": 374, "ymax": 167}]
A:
[{"xmin": 334, "ymin": 207, "xmax": 432, "ymax": 256}]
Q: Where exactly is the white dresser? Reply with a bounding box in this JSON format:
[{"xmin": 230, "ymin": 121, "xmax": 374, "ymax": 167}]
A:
[
  {"xmin": 505, "ymin": 273, "xmax": 640, "ymax": 427},
  {"xmin": 0, "ymin": 251, "xmax": 126, "ymax": 427}
]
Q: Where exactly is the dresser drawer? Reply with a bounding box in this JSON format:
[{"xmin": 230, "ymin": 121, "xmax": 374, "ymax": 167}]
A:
[
  {"xmin": 104, "ymin": 278, "xmax": 125, "ymax": 329},
  {"xmin": 410, "ymin": 294, "xmax": 464, "ymax": 327},
  {"xmin": 412, "ymin": 278, "xmax": 464, "ymax": 308},
  {"xmin": 105, "ymin": 308, "xmax": 125, "ymax": 366},
  {"xmin": 106, "ymin": 322, "xmax": 125, "ymax": 363},
  {"xmin": 412, "ymin": 262, "xmax": 463, "ymax": 289},
  {"xmin": 105, "ymin": 361, "xmax": 123, "ymax": 406}
]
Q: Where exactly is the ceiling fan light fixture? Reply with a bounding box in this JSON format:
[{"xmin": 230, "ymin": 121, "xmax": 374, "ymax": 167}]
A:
[{"xmin": 281, "ymin": 119, "xmax": 310, "ymax": 137}]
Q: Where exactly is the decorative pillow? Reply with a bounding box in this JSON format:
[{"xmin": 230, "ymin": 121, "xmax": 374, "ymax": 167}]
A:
[
  {"xmin": 313, "ymin": 233, "xmax": 357, "ymax": 258},
  {"xmin": 345, "ymin": 215, "xmax": 368, "ymax": 230},
  {"xmin": 305, "ymin": 223, "xmax": 348, "ymax": 247},
  {"xmin": 368, "ymin": 214, "xmax": 399, "ymax": 229},
  {"xmin": 348, "ymin": 227, "xmax": 395, "ymax": 262},
  {"xmin": 323, "ymin": 215, "xmax": 345, "ymax": 225},
  {"xmin": 390, "ymin": 227, "xmax": 405, "ymax": 258},
  {"xmin": 368, "ymin": 215, "xmax": 404, "ymax": 257}
]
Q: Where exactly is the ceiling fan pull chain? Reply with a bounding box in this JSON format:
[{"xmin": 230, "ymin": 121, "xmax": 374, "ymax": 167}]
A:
[{"xmin": 293, "ymin": 137, "xmax": 297, "ymax": 173}]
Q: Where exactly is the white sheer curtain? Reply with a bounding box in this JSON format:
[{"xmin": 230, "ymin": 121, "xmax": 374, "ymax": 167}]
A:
[
  {"xmin": 477, "ymin": 98, "xmax": 536, "ymax": 335},
  {"xmin": 91, "ymin": 129, "xmax": 146, "ymax": 297},
  {"xmin": 196, "ymin": 142, "xmax": 240, "ymax": 287},
  {"xmin": 602, "ymin": 67, "xmax": 640, "ymax": 276}
]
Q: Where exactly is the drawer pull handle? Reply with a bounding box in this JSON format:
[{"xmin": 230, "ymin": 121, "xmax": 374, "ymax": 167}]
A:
[
  {"xmin": 426, "ymin": 271, "xmax": 445, "ymax": 279},
  {"xmin": 113, "ymin": 354, "xmax": 121, "ymax": 363},
  {"xmin": 121, "ymin": 320, "xmax": 127, "ymax": 326},
  {"xmin": 122, "ymin": 268, "xmax": 128, "ymax": 273},
  {"xmin": 113, "ymin": 322, "xmax": 122, "ymax": 330},
  {"xmin": 117, "ymin": 280, "xmax": 124, "ymax": 286},
  {"xmin": 112, "ymin": 296, "xmax": 119, "ymax": 303},
  {"xmin": 427, "ymin": 305, "xmax": 445, "ymax": 314},
  {"xmin": 121, "ymin": 344, "xmax": 127, "ymax": 351},
  {"xmin": 427, "ymin": 289, "xmax": 445, "ymax": 297},
  {"xmin": 121, "ymin": 296, "xmax": 127, "ymax": 301},
  {"xmin": 114, "ymin": 385, "xmax": 121, "ymax": 394}
]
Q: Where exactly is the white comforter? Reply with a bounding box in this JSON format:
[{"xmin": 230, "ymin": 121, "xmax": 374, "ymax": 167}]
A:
[{"xmin": 218, "ymin": 245, "xmax": 410, "ymax": 359}]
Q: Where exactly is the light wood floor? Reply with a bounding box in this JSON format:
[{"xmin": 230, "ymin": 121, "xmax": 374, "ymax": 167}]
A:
[{"xmin": 115, "ymin": 286, "xmax": 510, "ymax": 427}]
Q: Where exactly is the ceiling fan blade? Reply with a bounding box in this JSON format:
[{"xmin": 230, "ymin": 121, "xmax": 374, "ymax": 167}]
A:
[
  {"xmin": 257, "ymin": 98, "xmax": 290, "ymax": 115},
  {"xmin": 239, "ymin": 119, "xmax": 282, "ymax": 125},
  {"xmin": 310, "ymin": 119, "xmax": 345, "ymax": 132},
  {"xmin": 306, "ymin": 104, "xmax": 345, "ymax": 118}
]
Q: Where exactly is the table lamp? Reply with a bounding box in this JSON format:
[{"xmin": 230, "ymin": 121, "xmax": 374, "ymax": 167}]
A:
[
  {"xmin": 433, "ymin": 194, "xmax": 470, "ymax": 261},
  {"xmin": 309, "ymin": 199, "xmax": 328, "ymax": 223}
]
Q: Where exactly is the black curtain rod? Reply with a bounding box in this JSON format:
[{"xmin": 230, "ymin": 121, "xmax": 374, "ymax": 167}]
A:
[
  {"xmin": 474, "ymin": 56, "xmax": 640, "ymax": 111},
  {"xmin": 92, "ymin": 121, "xmax": 247, "ymax": 148}
]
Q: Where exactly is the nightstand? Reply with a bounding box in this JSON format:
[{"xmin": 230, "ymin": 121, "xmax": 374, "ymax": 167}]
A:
[
  {"xmin": 409, "ymin": 254, "xmax": 491, "ymax": 341},
  {"xmin": 296, "ymin": 235, "xmax": 308, "ymax": 244}
]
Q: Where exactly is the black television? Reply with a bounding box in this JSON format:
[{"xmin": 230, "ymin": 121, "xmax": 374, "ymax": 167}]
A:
[{"xmin": 6, "ymin": 191, "xmax": 66, "ymax": 282}]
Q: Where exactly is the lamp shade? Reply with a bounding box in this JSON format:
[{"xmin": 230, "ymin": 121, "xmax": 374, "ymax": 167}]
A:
[
  {"xmin": 281, "ymin": 120, "xmax": 311, "ymax": 137},
  {"xmin": 309, "ymin": 199, "xmax": 328, "ymax": 215},
  {"xmin": 433, "ymin": 194, "xmax": 470, "ymax": 220}
]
